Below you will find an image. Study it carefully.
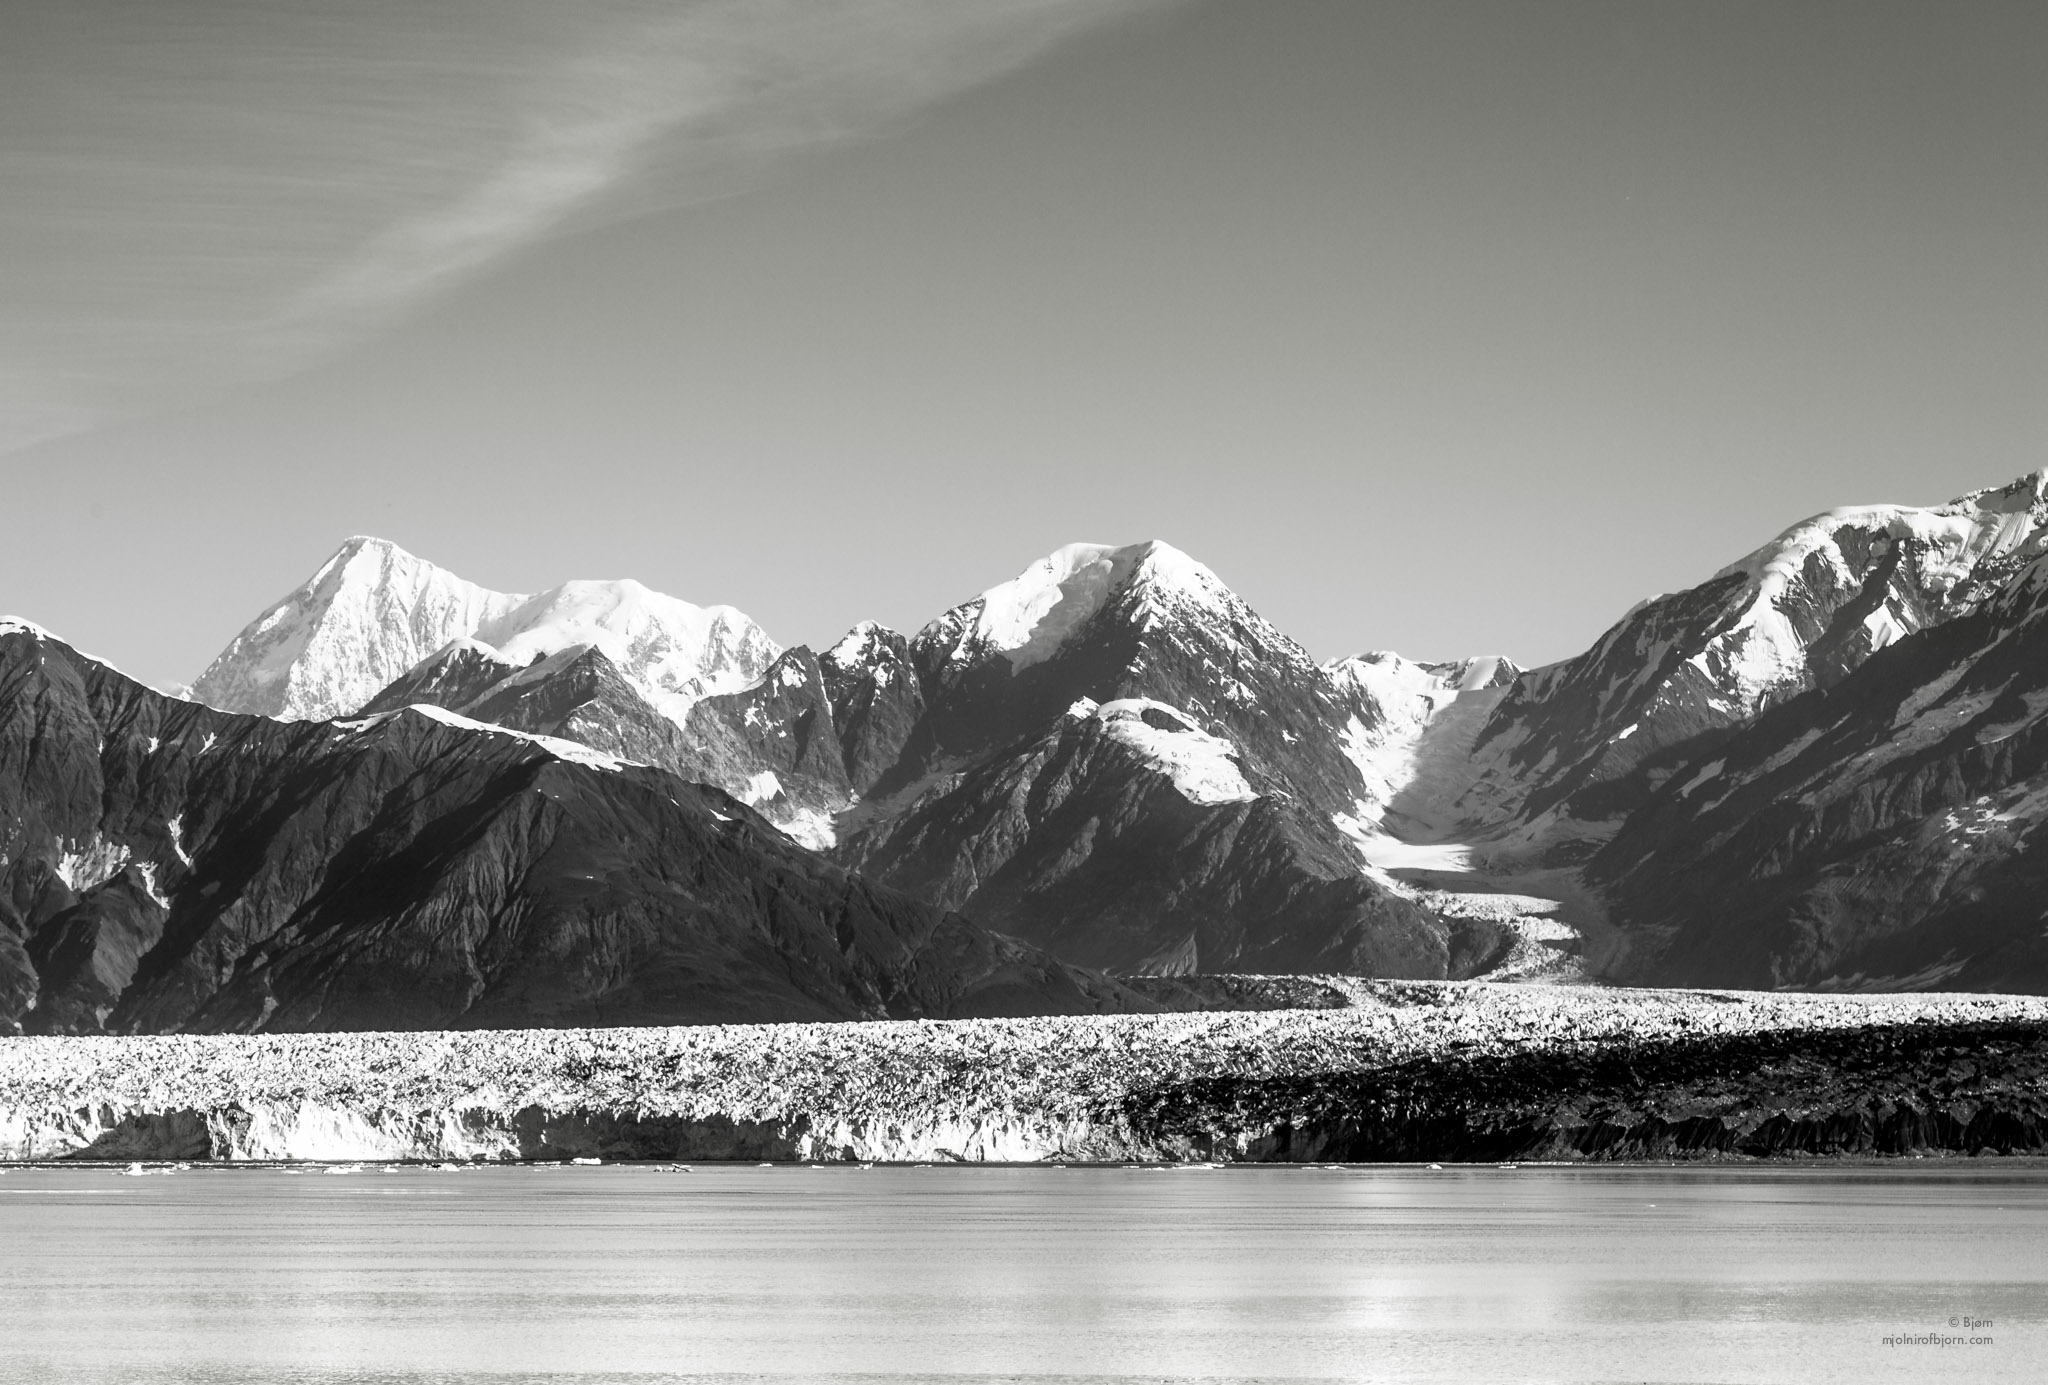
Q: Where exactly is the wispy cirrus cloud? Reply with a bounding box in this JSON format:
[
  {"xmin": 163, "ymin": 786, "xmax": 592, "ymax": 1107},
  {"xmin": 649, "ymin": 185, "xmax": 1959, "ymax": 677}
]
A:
[{"xmin": 0, "ymin": 0, "xmax": 1177, "ymax": 454}]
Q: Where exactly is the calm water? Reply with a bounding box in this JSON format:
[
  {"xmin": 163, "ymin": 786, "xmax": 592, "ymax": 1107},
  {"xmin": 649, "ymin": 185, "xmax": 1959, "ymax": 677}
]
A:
[{"xmin": 1, "ymin": 1162, "xmax": 2042, "ymax": 1385}]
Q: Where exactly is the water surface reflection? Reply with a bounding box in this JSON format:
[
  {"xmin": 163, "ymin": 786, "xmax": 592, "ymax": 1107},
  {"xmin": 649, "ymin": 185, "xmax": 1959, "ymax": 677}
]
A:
[{"xmin": 1, "ymin": 1162, "xmax": 2040, "ymax": 1383}]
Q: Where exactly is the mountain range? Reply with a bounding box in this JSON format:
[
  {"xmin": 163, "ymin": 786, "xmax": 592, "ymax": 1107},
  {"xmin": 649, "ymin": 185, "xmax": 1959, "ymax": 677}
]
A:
[{"xmin": 6, "ymin": 469, "xmax": 2048, "ymax": 1033}]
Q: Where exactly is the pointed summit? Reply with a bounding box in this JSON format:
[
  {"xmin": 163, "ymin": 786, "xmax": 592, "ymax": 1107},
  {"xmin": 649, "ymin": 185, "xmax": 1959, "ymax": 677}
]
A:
[
  {"xmin": 192, "ymin": 537, "xmax": 524, "ymax": 720},
  {"xmin": 914, "ymin": 539, "xmax": 1243, "ymax": 678},
  {"xmin": 192, "ymin": 539, "xmax": 780, "ymax": 724}
]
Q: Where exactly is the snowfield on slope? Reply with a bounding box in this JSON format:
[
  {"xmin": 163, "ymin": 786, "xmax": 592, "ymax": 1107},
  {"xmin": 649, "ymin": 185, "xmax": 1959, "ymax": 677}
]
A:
[
  {"xmin": 192, "ymin": 537, "xmax": 780, "ymax": 724},
  {"xmin": 1087, "ymin": 697, "xmax": 1259, "ymax": 805}
]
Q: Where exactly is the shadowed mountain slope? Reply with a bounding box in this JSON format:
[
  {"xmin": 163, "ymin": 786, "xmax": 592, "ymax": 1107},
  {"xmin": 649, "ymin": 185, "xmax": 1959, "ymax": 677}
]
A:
[{"xmin": 0, "ymin": 623, "xmax": 1142, "ymax": 1035}]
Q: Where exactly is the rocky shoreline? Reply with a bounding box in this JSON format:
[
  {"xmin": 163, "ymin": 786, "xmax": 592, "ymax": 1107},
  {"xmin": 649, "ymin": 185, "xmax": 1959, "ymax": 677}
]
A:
[{"xmin": 3, "ymin": 982, "xmax": 2045, "ymax": 1164}]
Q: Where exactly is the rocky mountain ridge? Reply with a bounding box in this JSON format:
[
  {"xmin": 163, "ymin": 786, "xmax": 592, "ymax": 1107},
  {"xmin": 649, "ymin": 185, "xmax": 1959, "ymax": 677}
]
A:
[
  {"xmin": 0, "ymin": 622, "xmax": 1145, "ymax": 1034},
  {"xmin": 20, "ymin": 467, "xmax": 2048, "ymax": 1025},
  {"xmin": 1590, "ymin": 541, "xmax": 2048, "ymax": 992}
]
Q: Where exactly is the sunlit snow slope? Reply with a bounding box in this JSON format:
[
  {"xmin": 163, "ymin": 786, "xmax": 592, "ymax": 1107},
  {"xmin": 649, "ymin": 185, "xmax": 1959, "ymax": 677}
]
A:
[{"xmin": 192, "ymin": 538, "xmax": 779, "ymax": 723}]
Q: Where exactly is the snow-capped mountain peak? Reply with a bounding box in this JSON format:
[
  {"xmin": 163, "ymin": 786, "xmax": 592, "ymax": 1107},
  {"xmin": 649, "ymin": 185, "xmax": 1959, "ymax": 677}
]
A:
[
  {"xmin": 1090, "ymin": 696, "xmax": 1259, "ymax": 806},
  {"xmin": 473, "ymin": 577, "xmax": 779, "ymax": 722},
  {"xmin": 955, "ymin": 541, "xmax": 1145, "ymax": 672},
  {"xmin": 192, "ymin": 536, "xmax": 526, "ymax": 721},
  {"xmin": 917, "ymin": 538, "xmax": 1244, "ymax": 676},
  {"xmin": 1693, "ymin": 468, "xmax": 2048, "ymax": 705},
  {"xmin": 822, "ymin": 619, "xmax": 898, "ymax": 671},
  {"xmin": 193, "ymin": 538, "xmax": 780, "ymax": 725}
]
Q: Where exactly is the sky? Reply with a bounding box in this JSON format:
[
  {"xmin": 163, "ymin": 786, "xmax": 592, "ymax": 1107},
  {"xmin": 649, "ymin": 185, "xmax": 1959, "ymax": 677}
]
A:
[{"xmin": 3, "ymin": 0, "xmax": 2045, "ymax": 690}]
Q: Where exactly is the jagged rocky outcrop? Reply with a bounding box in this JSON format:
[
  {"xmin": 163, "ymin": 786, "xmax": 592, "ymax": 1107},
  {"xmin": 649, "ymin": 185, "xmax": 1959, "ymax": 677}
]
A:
[
  {"xmin": 5, "ymin": 985, "xmax": 2042, "ymax": 1162},
  {"xmin": 819, "ymin": 622, "xmax": 925, "ymax": 794},
  {"xmin": 676, "ymin": 647, "xmax": 854, "ymax": 847},
  {"xmin": 0, "ymin": 622, "xmax": 1146, "ymax": 1035},
  {"xmin": 364, "ymin": 641, "xmax": 854, "ymax": 848}
]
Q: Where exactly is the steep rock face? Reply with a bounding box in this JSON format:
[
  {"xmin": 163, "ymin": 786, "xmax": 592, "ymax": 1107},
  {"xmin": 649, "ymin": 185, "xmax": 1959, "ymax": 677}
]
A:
[
  {"xmin": 812, "ymin": 543, "xmax": 1477, "ymax": 979},
  {"xmin": 363, "ymin": 642, "xmax": 854, "ymax": 848},
  {"xmin": 362, "ymin": 640, "xmax": 704, "ymax": 778},
  {"xmin": 1427, "ymin": 471, "xmax": 2048, "ymax": 848},
  {"xmin": 193, "ymin": 538, "xmax": 779, "ymax": 724},
  {"xmin": 838, "ymin": 698, "xmax": 1469, "ymax": 978},
  {"xmin": 892, "ymin": 542, "xmax": 1383, "ymax": 820},
  {"xmin": 0, "ymin": 624, "xmax": 1142, "ymax": 1035},
  {"xmin": 819, "ymin": 622, "xmax": 925, "ymax": 794},
  {"xmin": 677, "ymin": 647, "xmax": 854, "ymax": 847},
  {"xmin": 1590, "ymin": 550, "xmax": 2048, "ymax": 992}
]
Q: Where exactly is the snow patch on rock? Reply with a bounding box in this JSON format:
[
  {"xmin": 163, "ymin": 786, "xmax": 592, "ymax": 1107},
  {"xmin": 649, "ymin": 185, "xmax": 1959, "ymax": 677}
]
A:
[
  {"xmin": 1090, "ymin": 698, "xmax": 1257, "ymax": 806},
  {"xmin": 401, "ymin": 704, "xmax": 635, "ymax": 772},
  {"xmin": 55, "ymin": 838, "xmax": 131, "ymax": 894},
  {"xmin": 134, "ymin": 861, "xmax": 170, "ymax": 909},
  {"xmin": 166, "ymin": 816, "xmax": 193, "ymax": 868},
  {"xmin": 776, "ymin": 808, "xmax": 838, "ymax": 852}
]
